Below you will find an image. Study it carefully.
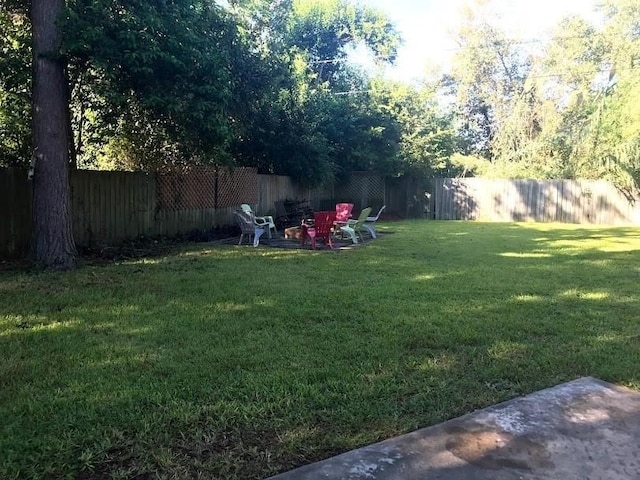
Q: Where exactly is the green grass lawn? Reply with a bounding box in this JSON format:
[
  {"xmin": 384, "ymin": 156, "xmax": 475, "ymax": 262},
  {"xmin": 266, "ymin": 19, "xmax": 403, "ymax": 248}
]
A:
[{"xmin": 1, "ymin": 221, "xmax": 640, "ymax": 479}]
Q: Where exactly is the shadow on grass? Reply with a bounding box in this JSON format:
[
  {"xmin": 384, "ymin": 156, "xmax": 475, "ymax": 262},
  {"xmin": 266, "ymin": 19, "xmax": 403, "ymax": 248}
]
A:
[{"xmin": 0, "ymin": 221, "xmax": 639, "ymax": 479}]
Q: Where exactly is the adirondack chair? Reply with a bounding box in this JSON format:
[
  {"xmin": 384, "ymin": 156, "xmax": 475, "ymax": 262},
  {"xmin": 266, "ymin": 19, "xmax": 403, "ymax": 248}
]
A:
[
  {"xmin": 362, "ymin": 205, "xmax": 385, "ymax": 239},
  {"xmin": 333, "ymin": 202, "xmax": 354, "ymax": 235},
  {"xmin": 235, "ymin": 210, "xmax": 265, "ymax": 247},
  {"xmin": 340, "ymin": 207, "xmax": 372, "ymax": 244},
  {"xmin": 240, "ymin": 204, "xmax": 277, "ymax": 238},
  {"xmin": 301, "ymin": 211, "xmax": 337, "ymax": 250}
]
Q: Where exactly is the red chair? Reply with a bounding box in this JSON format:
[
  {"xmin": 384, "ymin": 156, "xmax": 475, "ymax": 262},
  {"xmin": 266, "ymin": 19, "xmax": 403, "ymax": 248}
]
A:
[
  {"xmin": 333, "ymin": 203, "xmax": 353, "ymax": 234},
  {"xmin": 301, "ymin": 211, "xmax": 337, "ymax": 249}
]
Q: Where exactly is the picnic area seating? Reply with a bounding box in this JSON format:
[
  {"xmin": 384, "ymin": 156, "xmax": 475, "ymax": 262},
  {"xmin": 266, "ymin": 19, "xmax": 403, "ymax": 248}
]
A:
[
  {"xmin": 333, "ymin": 202, "xmax": 354, "ymax": 235},
  {"xmin": 240, "ymin": 204, "xmax": 277, "ymax": 238},
  {"xmin": 362, "ymin": 205, "xmax": 385, "ymax": 239},
  {"xmin": 235, "ymin": 210, "xmax": 265, "ymax": 247},
  {"xmin": 340, "ymin": 207, "xmax": 372, "ymax": 244},
  {"xmin": 301, "ymin": 211, "xmax": 337, "ymax": 250}
]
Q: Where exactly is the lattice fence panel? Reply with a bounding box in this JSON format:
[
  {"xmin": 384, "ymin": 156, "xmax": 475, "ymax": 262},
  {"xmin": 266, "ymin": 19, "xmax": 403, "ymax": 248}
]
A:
[
  {"xmin": 156, "ymin": 166, "xmax": 259, "ymax": 211},
  {"xmin": 336, "ymin": 172, "xmax": 385, "ymax": 211},
  {"xmin": 217, "ymin": 167, "xmax": 258, "ymax": 208},
  {"xmin": 156, "ymin": 167, "xmax": 217, "ymax": 211}
]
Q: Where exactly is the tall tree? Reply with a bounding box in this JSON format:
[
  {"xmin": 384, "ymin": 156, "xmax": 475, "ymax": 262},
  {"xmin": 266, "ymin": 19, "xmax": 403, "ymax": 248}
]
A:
[
  {"xmin": 285, "ymin": 0, "xmax": 400, "ymax": 85},
  {"xmin": 583, "ymin": 0, "xmax": 640, "ymax": 188},
  {"xmin": 29, "ymin": 0, "xmax": 76, "ymax": 268},
  {"xmin": 539, "ymin": 16, "xmax": 607, "ymax": 179},
  {"xmin": 370, "ymin": 78, "xmax": 457, "ymax": 177},
  {"xmin": 449, "ymin": 5, "xmax": 527, "ymax": 160},
  {"xmin": 61, "ymin": 0, "xmax": 237, "ymax": 171},
  {"xmin": 224, "ymin": 0, "xmax": 404, "ymax": 184}
]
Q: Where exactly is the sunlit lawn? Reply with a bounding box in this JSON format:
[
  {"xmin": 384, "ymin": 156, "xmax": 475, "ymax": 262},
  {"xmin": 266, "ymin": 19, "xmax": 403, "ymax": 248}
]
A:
[{"xmin": 1, "ymin": 221, "xmax": 639, "ymax": 479}]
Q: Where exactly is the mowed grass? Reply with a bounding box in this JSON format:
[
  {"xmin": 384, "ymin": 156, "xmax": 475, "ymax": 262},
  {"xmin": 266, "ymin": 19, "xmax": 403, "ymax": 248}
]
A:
[{"xmin": 1, "ymin": 221, "xmax": 639, "ymax": 479}]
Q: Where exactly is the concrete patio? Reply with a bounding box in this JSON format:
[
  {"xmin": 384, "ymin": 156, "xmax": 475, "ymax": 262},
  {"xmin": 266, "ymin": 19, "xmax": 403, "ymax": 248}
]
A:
[{"xmin": 269, "ymin": 377, "xmax": 640, "ymax": 480}]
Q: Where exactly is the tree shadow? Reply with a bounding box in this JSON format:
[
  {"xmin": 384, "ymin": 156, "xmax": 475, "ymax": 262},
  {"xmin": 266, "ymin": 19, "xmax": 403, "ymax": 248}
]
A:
[
  {"xmin": 272, "ymin": 378, "xmax": 640, "ymax": 479},
  {"xmin": 0, "ymin": 223, "xmax": 639, "ymax": 479}
]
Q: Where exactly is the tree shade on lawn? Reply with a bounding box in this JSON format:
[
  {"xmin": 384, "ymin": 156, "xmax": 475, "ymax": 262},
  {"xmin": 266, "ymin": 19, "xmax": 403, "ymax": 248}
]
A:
[{"xmin": 1, "ymin": 221, "xmax": 639, "ymax": 479}]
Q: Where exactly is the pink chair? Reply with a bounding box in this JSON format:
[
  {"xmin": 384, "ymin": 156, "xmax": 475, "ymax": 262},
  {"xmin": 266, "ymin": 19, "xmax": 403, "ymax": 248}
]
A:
[{"xmin": 333, "ymin": 203, "xmax": 353, "ymax": 234}]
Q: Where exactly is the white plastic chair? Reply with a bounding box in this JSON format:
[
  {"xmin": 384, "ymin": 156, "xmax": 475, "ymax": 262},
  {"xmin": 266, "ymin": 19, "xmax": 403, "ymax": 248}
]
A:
[
  {"xmin": 240, "ymin": 204, "xmax": 277, "ymax": 238},
  {"xmin": 235, "ymin": 210, "xmax": 266, "ymax": 247},
  {"xmin": 362, "ymin": 205, "xmax": 385, "ymax": 239}
]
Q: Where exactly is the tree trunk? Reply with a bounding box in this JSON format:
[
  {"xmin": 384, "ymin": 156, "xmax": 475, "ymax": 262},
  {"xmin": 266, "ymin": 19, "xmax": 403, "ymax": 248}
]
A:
[{"xmin": 29, "ymin": 0, "xmax": 77, "ymax": 269}]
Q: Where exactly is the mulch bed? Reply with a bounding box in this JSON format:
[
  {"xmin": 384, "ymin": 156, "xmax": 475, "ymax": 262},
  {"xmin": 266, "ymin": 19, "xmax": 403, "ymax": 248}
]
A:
[
  {"xmin": 215, "ymin": 230, "xmax": 381, "ymax": 251},
  {"xmin": 1, "ymin": 225, "xmax": 385, "ymax": 272}
]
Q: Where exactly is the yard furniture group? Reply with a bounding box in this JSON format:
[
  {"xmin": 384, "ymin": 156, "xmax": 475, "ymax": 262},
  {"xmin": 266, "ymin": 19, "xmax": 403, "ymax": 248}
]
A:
[{"xmin": 235, "ymin": 201, "xmax": 385, "ymax": 248}]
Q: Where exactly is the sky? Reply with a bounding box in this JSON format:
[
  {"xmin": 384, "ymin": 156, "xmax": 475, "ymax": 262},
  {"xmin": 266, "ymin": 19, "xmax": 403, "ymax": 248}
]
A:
[{"xmin": 357, "ymin": 0, "xmax": 603, "ymax": 82}]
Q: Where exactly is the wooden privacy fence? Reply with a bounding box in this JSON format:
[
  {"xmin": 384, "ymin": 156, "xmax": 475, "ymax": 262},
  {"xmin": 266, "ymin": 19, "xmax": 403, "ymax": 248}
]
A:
[
  {"xmin": 9, "ymin": 169, "xmax": 637, "ymax": 258},
  {"xmin": 432, "ymin": 178, "xmax": 640, "ymax": 225},
  {"xmin": 1, "ymin": 167, "xmax": 391, "ymax": 258},
  {"xmin": 0, "ymin": 167, "xmax": 271, "ymax": 258},
  {"xmin": 0, "ymin": 168, "xmax": 31, "ymax": 258}
]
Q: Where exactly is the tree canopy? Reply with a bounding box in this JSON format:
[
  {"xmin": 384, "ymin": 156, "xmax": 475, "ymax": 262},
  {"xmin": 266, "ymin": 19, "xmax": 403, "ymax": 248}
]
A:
[
  {"xmin": 2, "ymin": 0, "xmax": 455, "ymax": 186},
  {"xmin": 447, "ymin": 0, "xmax": 640, "ymax": 189},
  {"xmin": 1, "ymin": 0, "xmax": 639, "ymax": 200}
]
